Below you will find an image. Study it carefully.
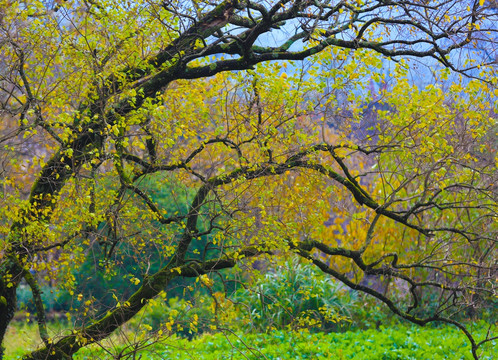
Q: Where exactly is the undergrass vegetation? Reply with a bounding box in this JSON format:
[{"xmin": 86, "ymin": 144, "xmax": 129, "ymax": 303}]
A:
[
  {"xmin": 6, "ymin": 261, "xmax": 496, "ymax": 359},
  {"xmin": 5, "ymin": 322, "xmax": 496, "ymax": 359}
]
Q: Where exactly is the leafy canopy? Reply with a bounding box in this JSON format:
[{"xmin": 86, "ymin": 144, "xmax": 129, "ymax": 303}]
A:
[{"xmin": 0, "ymin": 1, "xmax": 496, "ymax": 359}]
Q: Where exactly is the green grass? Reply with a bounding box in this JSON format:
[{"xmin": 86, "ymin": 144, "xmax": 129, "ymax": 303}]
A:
[
  {"xmin": 5, "ymin": 322, "xmax": 496, "ymax": 359},
  {"xmin": 4, "ymin": 320, "xmax": 68, "ymax": 358}
]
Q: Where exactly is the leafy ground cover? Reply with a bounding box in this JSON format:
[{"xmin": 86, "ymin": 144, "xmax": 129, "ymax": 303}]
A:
[{"xmin": 6, "ymin": 322, "xmax": 495, "ymax": 359}]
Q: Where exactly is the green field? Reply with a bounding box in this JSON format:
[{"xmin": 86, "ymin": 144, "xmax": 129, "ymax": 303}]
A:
[{"xmin": 6, "ymin": 323, "xmax": 496, "ymax": 359}]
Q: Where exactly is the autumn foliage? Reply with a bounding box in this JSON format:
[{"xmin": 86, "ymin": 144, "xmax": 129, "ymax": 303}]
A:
[{"xmin": 0, "ymin": 1, "xmax": 496, "ymax": 359}]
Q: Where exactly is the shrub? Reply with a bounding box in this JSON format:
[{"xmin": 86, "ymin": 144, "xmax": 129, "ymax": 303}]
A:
[
  {"xmin": 16, "ymin": 284, "xmax": 71, "ymax": 315},
  {"xmin": 233, "ymin": 259, "xmax": 358, "ymax": 332}
]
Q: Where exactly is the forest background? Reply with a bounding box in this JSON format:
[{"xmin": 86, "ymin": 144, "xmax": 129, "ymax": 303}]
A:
[{"xmin": 0, "ymin": 0, "xmax": 497, "ymax": 359}]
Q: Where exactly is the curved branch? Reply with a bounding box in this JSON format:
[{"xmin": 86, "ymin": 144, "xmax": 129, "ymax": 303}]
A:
[
  {"xmin": 293, "ymin": 248, "xmax": 481, "ymax": 360},
  {"xmin": 23, "ymin": 247, "xmax": 266, "ymax": 359},
  {"xmin": 23, "ymin": 269, "xmax": 49, "ymax": 346}
]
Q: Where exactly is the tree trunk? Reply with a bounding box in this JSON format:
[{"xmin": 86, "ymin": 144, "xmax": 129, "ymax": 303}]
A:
[{"xmin": 0, "ymin": 258, "xmax": 23, "ymax": 359}]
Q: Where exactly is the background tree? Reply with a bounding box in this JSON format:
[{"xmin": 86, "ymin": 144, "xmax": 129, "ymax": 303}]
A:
[{"xmin": 0, "ymin": 0, "xmax": 496, "ymax": 359}]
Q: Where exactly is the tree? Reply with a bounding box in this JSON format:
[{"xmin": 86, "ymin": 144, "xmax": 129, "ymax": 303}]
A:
[{"xmin": 0, "ymin": 0, "xmax": 496, "ymax": 359}]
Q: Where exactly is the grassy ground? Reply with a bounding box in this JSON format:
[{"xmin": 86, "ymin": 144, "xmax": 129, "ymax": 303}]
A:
[
  {"xmin": 5, "ymin": 321, "xmax": 496, "ymax": 359},
  {"xmin": 4, "ymin": 320, "xmax": 68, "ymax": 359}
]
